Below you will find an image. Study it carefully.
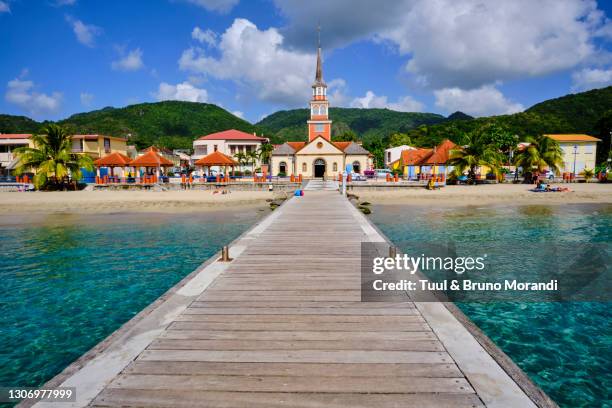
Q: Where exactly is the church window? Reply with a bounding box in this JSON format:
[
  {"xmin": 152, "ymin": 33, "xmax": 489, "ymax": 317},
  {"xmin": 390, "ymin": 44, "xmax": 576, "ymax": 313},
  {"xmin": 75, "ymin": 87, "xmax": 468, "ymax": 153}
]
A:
[
  {"xmin": 321, "ymin": 105, "xmax": 327, "ymax": 115},
  {"xmin": 333, "ymin": 162, "xmax": 337, "ymax": 172},
  {"xmin": 315, "ymin": 124, "xmax": 324, "ymax": 132},
  {"xmin": 302, "ymin": 163, "xmax": 307, "ymax": 172},
  {"xmin": 352, "ymin": 161, "xmax": 361, "ymax": 173},
  {"xmin": 279, "ymin": 161, "xmax": 287, "ymax": 174},
  {"xmin": 317, "ymin": 142, "xmax": 323, "ymax": 149}
]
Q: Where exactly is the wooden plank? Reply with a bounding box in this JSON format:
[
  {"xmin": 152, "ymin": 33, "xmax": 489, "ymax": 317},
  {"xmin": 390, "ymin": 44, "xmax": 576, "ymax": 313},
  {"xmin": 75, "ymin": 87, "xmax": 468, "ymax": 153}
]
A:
[
  {"xmin": 160, "ymin": 330, "xmax": 436, "ymax": 341},
  {"xmin": 124, "ymin": 361, "xmax": 463, "ymax": 378},
  {"xmin": 174, "ymin": 314, "xmax": 425, "ymax": 323},
  {"xmin": 183, "ymin": 307, "xmax": 420, "ymax": 315},
  {"xmin": 108, "ymin": 373, "xmax": 474, "ymax": 394},
  {"xmin": 138, "ymin": 349, "xmax": 452, "ymax": 364},
  {"xmin": 168, "ymin": 321, "xmax": 432, "ymax": 332},
  {"xmin": 92, "ymin": 389, "xmax": 485, "ymax": 408},
  {"xmin": 148, "ymin": 339, "xmax": 445, "ymax": 351}
]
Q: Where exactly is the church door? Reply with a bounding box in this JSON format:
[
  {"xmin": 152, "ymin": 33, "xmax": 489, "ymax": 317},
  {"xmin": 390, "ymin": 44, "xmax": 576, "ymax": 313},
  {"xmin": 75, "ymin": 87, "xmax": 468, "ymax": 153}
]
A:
[{"xmin": 314, "ymin": 158, "xmax": 326, "ymax": 178}]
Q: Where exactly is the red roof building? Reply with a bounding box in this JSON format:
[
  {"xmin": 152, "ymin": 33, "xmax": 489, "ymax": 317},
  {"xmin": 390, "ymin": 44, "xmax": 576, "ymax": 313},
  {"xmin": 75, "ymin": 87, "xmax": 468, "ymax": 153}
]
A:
[{"xmin": 197, "ymin": 129, "xmax": 267, "ymax": 141}]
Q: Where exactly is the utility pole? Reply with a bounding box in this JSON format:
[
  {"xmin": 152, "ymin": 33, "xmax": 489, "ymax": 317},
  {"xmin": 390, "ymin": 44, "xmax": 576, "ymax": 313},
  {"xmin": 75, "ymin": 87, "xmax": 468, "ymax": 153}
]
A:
[{"xmin": 572, "ymin": 144, "xmax": 578, "ymax": 182}]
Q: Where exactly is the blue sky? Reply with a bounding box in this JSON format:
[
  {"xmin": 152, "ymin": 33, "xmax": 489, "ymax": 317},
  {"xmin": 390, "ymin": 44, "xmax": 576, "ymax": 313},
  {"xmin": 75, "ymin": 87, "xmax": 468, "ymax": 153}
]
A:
[{"xmin": 1, "ymin": 0, "xmax": 611, "ymax": 123}]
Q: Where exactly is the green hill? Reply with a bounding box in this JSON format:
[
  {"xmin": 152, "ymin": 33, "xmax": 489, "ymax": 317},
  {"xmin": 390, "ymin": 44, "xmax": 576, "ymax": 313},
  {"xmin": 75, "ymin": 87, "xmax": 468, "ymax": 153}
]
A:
[
  {"xmin": 0, "ymin": 114, "xmax": 44, "ymax": 134},
  {"xmin": 57, "ymin": 101, "xmax": 257, "ymax": 149},
  {"xmin": 256, "ymin": 107, "xmax": 446, "ymax": 143},
  {"xmin": 403, "ymin": 86, "xmax": 612, "ymax": 151}
]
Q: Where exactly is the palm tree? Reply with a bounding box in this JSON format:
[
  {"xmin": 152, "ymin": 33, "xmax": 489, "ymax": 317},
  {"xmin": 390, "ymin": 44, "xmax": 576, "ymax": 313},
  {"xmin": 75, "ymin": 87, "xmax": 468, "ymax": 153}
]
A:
[
  {"xmin": 448, "ymin": 132, "xmax": 504, "ymax": 183},
  {"xmin": 14, "ymin": 124, "xmax": 94, "ymax": 190},
  {"xmin": 247, "ymin": 150, "xmax": 259, "ymax": 174},
  {"xmin": 234, "ymin": 152, "xmax": 247, "ymax": 172},
  {"xmin": 582, "ymin": 168, "xmax": 594, "ymax": 182},
  {"xmin": 513, "ymin": 135, "xmax": 563, "ymax": 179},
  {"xmin": 257, "ymin": 143, "xmax": 274, "ymax": 167}
]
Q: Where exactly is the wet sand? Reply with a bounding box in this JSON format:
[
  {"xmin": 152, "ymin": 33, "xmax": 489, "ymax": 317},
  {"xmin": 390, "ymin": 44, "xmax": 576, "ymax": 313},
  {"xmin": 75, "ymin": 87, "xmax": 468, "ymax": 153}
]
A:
[{"xmin": 0, "ymin": 190, "xmax": 280, "ymax": 214}]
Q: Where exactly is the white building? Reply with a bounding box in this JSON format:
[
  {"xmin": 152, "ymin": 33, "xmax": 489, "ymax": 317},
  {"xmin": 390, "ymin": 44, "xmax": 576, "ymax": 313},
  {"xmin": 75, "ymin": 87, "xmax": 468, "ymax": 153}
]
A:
[
  {"xmin": 192, "ymin": 129, "xmax": 268, "ymax": 170},
  {"xmin": 384, "ymin": 145, "xmax": 415, "ymax": 168}
]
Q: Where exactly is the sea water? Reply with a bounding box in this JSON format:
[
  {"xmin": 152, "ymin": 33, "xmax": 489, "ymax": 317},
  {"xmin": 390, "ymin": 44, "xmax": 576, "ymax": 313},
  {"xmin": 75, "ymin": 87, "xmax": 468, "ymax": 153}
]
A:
[
  {"xmin": 0, "ymin": 209, "xmax": 262, "ymax": 393},
  {"xmin": 370, "ymin": 203, "xmax": 611, "ymax": 408}
]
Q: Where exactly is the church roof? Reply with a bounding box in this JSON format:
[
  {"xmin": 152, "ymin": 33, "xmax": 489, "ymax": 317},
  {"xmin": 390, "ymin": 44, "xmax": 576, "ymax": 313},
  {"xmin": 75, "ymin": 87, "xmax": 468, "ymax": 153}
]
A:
[
  {"xmin": 313, "ymin": 45, "xmax": 325, "ymax": 87},
  {"xmin": 342, "ymin": 142, "xmax": 370, "ymax": 155},
  {"xmin": 332, "ymin": 141, "xmax": 351, "ymax": 151},
  {"xmin": 272, "ymin": 143, "xmax": 297, "ymax": 155}
]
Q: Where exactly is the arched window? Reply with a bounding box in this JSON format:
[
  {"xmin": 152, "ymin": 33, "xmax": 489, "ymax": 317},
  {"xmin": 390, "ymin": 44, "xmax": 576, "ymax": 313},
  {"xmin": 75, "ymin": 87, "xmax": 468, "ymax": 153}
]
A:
[
  {"xmin": 321, "ymin": 105, "xmax": 327, "ymax": 115},
  {"xmin": 279, "ymin": 161, "xmax": 287, "ymax": 175},
  {"xmin": 302, "ymin": 163, "xmax": 307, "ymax": 172},
  {"xmin": 352, "ymin": 161, "xmax": 361, "ymax": 173},
  {"xmin": 333, "ymin": 162, "xmax": 337, "ymax": 172}
]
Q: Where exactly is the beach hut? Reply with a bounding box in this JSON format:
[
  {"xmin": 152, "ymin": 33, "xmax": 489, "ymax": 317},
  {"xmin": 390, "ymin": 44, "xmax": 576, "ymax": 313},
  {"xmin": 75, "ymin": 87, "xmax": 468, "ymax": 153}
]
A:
[
  {"xmin": 93, "ymin": 152, "xmax": 132, "ymax": 182},
  {"xmin": 194, "ymin": 151, "xmax": 238, "ymax": 182},
  {"xmin": 129, "ymin": 150, "xmax": 173, "ymax": 183}
]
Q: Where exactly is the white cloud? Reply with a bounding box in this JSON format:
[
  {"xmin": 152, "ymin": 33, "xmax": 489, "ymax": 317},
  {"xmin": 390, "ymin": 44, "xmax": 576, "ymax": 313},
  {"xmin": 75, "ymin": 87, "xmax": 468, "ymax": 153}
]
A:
[
  {"xmin": 65, "ymin": 16, "xmax": 102, "ymax": 47},
  {"xmin": 350, "ymin": 90, "xmax": 423, "ymax": 112},
  {"xmin": 154, "ymin": 81, "xmax": 208, "ymax": 103},
  {"xmin": 434, "ymin": 85, "xmax": 524, "ymax": 117},
  {"xmin": 179, "ymin": 18, "xmax": 316, "ymax": 106},
  {"xmin": 571, "ymin": 68, "xmax": 612, "ymax": 92},
  {"xmin": 192, "ymin": 27, "xmax": 217, "ymax": 47},
  {"xmin": 111, "ymin": 48, "xmax": 144, "ymax": 71},
  {"xmin": 182, "ymin": 0, "xmax": 238, "ymax": 13},
  {"xmin": 232, "ymin": 110, "xmax": 244, "ymax": 118},
  {"xmin": 327, "ymin": 78, "xmax": 349, "ymax": 106},
  {"xmin": 56, "ymin": 0, "xmax": 77, "ymax": 5},
  {"xmin": 274, "ymin": 0, "xmax": 609, "ymax": 89},
  {"xmin": 0, "ymin": 1, "xmax": 10, "ymax": 13},
  {"xmin": 5, "ymin": 78, "xmax": 62, "ymax": 116},
  {"xmin": 80, "ymin": 92, "xmax": 94, "ymax": 107}
]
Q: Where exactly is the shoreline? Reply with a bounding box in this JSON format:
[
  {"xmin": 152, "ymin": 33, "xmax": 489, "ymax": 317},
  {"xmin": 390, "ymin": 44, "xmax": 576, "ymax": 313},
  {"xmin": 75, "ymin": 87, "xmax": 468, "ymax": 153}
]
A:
[
  {"xmin": 0, "ymin": 190, "xmax": 279, "ymax": 215},
  {"xmin": 355, "ymin": 183, "xmax": 612, "ymax": 207}
]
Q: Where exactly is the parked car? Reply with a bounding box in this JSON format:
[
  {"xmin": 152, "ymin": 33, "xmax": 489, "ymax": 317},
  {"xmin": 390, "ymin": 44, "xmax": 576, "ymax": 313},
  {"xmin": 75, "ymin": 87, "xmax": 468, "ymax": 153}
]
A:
[
  {"xmin": 375, "ymin": 169, "xmax": 391, "ymax": 178},
  {"xmin": 540, "ymin": 169, "xmax": 555, "ymax": 180},
  {"xmin": 363, "ymin": 169, "xmax": 376, "ymax": 179},
  {"xmin": 351, "ymin": 173, "xmax": 367, "ymax": 181}
]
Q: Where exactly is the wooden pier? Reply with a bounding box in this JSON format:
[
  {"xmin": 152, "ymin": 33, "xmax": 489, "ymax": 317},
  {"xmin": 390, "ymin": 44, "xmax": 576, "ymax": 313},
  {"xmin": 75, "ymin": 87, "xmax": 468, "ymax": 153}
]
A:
[{"xmin": 32, "ymin": 190, "xmax": 549, "ymax": 408}]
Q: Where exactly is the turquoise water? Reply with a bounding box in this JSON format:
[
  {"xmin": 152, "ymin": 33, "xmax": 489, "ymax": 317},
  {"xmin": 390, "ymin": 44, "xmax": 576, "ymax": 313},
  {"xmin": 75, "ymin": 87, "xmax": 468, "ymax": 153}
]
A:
[
  {"xmin": 370, "ymin": 203, "xmax": 611, "ymax": 408},
  {"xmin": 0, "ymin": 209, "xmax": 262, "ymax": 392}
]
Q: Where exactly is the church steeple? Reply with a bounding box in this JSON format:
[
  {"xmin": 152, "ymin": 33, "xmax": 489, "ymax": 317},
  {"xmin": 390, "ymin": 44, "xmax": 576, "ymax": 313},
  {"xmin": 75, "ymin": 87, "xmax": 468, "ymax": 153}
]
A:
[
  {"xmin": 307, "ymin": 24, "xmax": 331, "ymax": 142},
  {"xmin": 314, "ymin": 25, "xmax": 325, "ymax": 86}
]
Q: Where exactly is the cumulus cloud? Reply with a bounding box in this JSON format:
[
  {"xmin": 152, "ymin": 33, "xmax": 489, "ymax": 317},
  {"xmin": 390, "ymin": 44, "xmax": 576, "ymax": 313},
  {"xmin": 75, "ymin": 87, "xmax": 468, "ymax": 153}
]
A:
[
  {"xmin": 181, "ymin": 0, "xmax": 238, "ymax": 13},
  {"xmin": 111, "ymin": 48, "xmax": 144, "ymax": 71},
  {"xmin": 5, "ymin": 78, "xmax": 62, "ymax": 116},
  {"xmin": 571, "ymin": 68, "xmax": 612, "ymax": 92},
  {"xmin": 274, "ymin": 0, "xmax": 609, "ymax": 89},
  {"xmin": 350, "ymin": 90, "xmax": 424, "ymax": 112},
  {"xmin": 66, "ymin": 16, "xmax": 102, "ymax": 47},
  {"xmin": 232, "ymin": 110, "xmax": 244, "ymax": 118},
  {"xmin": 0, "ymin": 1, "xmax": 10, "ymax": 13},
  {"xmin": 179, "ymin": 18, "xmax": 316, "ymax": 106},
  {"xmin": 192, "ymin": 27, "xmax": 217, "ymax": 47},
  {"xmin": 434, "ymin": 85, "xmax": 524, "ymax": 117},
  {"xmin": 80, "ymin": 92, "xmax": 94, "ymax": 107},
  {"xmin": 154, "ymin": 81, "xmax": 208, "ymax": 103},
  {"xmin": 327, "ymin": 78, "xmax": 349, "ymax": 106}
]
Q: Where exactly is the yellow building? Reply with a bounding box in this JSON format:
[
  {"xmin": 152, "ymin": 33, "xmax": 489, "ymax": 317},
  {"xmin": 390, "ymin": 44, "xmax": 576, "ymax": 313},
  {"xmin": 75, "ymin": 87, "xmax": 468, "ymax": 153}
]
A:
[
  {"xmin": 544, "ymin": 134, "xmax": 601, "ymax": 174},
  {"xmin": 71, "ymin": 134, "xmax": 128, "ymax": 159}
]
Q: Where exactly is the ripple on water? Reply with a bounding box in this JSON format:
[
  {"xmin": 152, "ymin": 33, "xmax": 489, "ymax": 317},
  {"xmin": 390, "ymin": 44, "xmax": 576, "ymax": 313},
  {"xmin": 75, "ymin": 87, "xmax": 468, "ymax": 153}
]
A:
[
  {"xmin": 0, "ymin": 210, "xmax": 260, "ymax": 391},
  {"xmin": 370, "ymin": 203, "xmax": 612, "ymax": 408}
]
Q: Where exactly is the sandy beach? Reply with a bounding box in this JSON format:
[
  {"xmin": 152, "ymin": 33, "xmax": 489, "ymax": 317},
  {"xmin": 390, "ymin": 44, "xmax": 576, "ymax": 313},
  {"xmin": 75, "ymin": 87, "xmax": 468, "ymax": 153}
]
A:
[
  {"xmin": 356, "ymin": 183, "xmax": 612, "ymax": 206},
  {"xmin": 0, "ymin": 190, "xmax": 280, "ymax": 214}
]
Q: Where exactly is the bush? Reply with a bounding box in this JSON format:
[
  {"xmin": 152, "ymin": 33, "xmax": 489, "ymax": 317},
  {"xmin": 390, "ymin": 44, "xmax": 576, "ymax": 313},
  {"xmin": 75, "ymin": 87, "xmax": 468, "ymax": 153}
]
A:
[{"xmin": 278, "ymin": 172, "xmax": 286, "ymax": 177}]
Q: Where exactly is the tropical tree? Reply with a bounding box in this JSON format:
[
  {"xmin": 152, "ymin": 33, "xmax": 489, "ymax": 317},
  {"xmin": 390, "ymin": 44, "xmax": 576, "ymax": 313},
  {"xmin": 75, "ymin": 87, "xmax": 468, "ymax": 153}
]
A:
[
  {"xmin": 447, "ymin": 132, "xmax": 505, "ymax": 183},
  {"xmin": 234, "ymin": 152, "xmax": 247, "ymax": 171},
  {"xmin": 257, "ymin": 143, "xmax": 274, "ymax": 166},
  {"xmin": 247, "ymin": 150, "xmax": 259, "ymax": 174},
  {"xmin": 14, "ymin": 124, "xmax": 94, "ymax": 190},
  {"xmin": 513, "ymin": 135, "xmax": 564, "ymax": 177},
  {"xmin": 582, "ymin": 168, "xmax": 594, "ymax": 182}
]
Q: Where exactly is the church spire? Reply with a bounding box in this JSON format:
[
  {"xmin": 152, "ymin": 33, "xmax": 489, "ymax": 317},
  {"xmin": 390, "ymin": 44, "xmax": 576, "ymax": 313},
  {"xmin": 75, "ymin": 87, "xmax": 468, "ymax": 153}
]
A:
[{"xmin": 314, "ymin": 24, "xmax": 325, "ymax": 86}]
